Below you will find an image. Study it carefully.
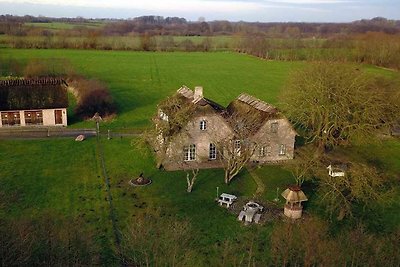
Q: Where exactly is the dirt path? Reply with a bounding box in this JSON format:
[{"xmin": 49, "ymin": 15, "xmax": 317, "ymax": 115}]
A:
[
  {"xmin": 95, "ymin": 132, "xmax": 124, "ymax": 266},
  {"xmin": 247, "ymin": 168, "xmax": 266, "ymax": 197}
]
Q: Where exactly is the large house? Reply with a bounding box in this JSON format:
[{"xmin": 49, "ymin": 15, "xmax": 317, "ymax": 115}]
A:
[
  {"xmin": 0, "ymin": 78, "xmax": 68, "ymax": 127},
  {"xmin": 156, "ymin": 86, "xmax": 297, "ymax": 170}
]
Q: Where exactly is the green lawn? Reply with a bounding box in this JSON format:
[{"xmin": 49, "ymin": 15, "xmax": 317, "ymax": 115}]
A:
[
  {"xmin": 0, "ymin": 49, "xmax": 399, "ymax": 265},
  {"xmin": 0, "ymin": 137, "xmax": 270, "ymax": 265},
  {"xmin": 1, "ymin": 49, "xmax": 392, "ymax": 131},
  {"xmin": 0, "ymin": 138, "xmax": 116, "ymax": 264},
  {"xmin": 0, "ymin": 49, "xmax": 303, "ymax": 129}
]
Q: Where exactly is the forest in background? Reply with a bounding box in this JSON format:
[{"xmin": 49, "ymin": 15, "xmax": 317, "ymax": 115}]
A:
[{"xmin": 1, "ymin": 15, "xmax": 400, "ymax": 69}]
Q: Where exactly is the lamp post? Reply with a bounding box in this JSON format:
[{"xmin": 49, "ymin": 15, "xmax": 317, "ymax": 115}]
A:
[
  {"xmin": 92, "ymin": 112, "xmax": 102, "ymax": 136},
  {"xmin": 273, "ymin": 187, "xmax": 280, "ymax": 202}
]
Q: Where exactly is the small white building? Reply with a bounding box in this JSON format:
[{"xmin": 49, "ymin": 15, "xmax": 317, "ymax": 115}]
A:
[{"xmin": 0, "ymin": 78, "xmax": 68, "ymax": 127}]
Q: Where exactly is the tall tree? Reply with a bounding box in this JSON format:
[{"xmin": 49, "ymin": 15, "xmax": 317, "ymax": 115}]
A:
[
  {"xmin": 216, "ymin": 110, "xmax": 261, "ymax": 184},
  {"xmin": 280, "ymin": 62, "xmax": 400, "ymax": 151}
]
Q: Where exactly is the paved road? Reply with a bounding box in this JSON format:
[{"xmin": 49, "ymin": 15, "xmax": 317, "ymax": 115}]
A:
[
  {"xmin": 0, "ymin": 128, "xmax": 97, "ymax": 139},
  {"xmin": 0, "ymin": 128, "xmax": 142, "ymax": 140}
]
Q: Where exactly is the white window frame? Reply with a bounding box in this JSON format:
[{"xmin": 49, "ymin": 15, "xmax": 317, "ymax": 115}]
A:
[
  {"xmin": 184, "ymin": 144, "xmax": 196, "ymax": 161},
  {"xmin": 234, "ymin": 140, "xmax": 241, "ymax": 155},
  {"xmin": 159, "ymin": 109, "xmax": 169, "ymax": 121},
  {"xmin": 258, "ymin": 146, "xmax": 266, "ymax": 157},
  {"xmin": 209, "ymin": 143, "xmax": 217, "ymax": 160},
  {"xmin": 279, "ymin": 144, "xmax": 286, "ymax": 156},
  {"xmin": 200, "ymin": 120, "xmax": 207, "ymax": 130}
]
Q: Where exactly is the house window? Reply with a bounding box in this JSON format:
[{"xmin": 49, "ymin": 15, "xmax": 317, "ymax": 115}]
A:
[
  {"xmin": 279, "ymin": 144, "xmax": 286, "ymax": 156},
  {"xmin": 184, "ymin": 144, "xmax": 196, "ymax": 161},
  {"xmin": 24, "ymin": 110, "xmax": 43, "ymax": 125},
  {"xmin": 271, "ymin": 122, "xmax": 278, "ymax": 133},
  {"xmin": 1, "ymin": 112, "xmax": 8, "ymax": 126},
  {"xmin": 200, "ymin": 120, "xmax": 207, "ymax": 130},
  {"xmin": 258, "ymin": 146, "xmax": 266, "ymax": 157},
  {"xmin": 159, "ymin": 109, "xmax": 169, "ymax": 121},
  {"xmin": 234, "ymin": 140, "xmax": 241, "ymax": 155},
  {"xmin": 209, "ymin": 143, "xmax": 217, "ymax": 160},
  {"xmin": 1, "ymin": 111, "xmax": 20, "ymax": 126}
]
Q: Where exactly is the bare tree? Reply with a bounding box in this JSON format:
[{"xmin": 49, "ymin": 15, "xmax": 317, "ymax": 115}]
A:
[
  {"xmin": 121, "ymin": 209, "xmax": 193, "ymax": 266},
  {"xmin": 184, "ymin": 167, "xmax": 199, "ymax": 193},
  {"xmin": 283, "ymin": 145, "xmax": 321, "ymax": 186},
  {"xmin": 280, "ymin": 62, "xmax": 400, "ymax": 152},
  {"xmin": 317, "ymin": 162, "xmax": 392, "ymax": 220},
  {"xmin": 217, "ymin": 138, "xmax": 257, "ymax": 184},
  {"xmin": 216, "ymin": 109, "xmax": 261, "ymax": 184}
]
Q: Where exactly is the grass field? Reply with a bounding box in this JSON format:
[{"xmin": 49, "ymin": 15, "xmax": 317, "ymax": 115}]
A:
[
  {"xmin": 25, "ymin": 21, "xmax": 105, "ymax": 30},
  {"xmin": 0, "ymin": 49, "xmax": 304, "ymax": 129},
  {"xmin": 0, "ymin": 49, "xmax": 399, "ymax": 265},
  {"xmin": 0, "ymin": 136, "xmax": 287, "ymax": 265}
]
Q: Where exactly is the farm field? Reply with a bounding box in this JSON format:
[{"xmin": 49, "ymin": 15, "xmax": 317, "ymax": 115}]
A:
[
  {"xmin": 25, "ymin": 21, "xmax": 105, "ymax": 30},
  {"xmin": 0, "ymin": 49, "xmax": 304, "ymax": 129},
  {"xmin": 0, "ymin": 49, "xmax": 399, "ymax": 265},
  {"xmin": 0, "ymin": 48, "xmax": 392, "ymax": 130}
]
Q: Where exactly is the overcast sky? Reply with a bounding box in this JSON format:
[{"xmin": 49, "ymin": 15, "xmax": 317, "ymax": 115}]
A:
[{"xmin": 0, "ymin": 0, "xmax": 398, "ymax": 22}]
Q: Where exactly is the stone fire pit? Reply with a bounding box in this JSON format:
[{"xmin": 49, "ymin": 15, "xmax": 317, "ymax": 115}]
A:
[{"xmin": 129, "ymin": 173, "xmax": 152, "ymax": 186}]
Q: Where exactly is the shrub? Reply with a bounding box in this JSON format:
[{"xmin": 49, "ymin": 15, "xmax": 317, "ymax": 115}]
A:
[
  {"xmin": 73, "ymin": 79, "xmax": 116, "ymax": 119},
  {"xmin": 24, "ymin": 58, "xmax": 75, "ymax": 78}
]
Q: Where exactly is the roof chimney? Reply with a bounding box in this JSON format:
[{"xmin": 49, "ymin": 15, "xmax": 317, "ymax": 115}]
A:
[{"xmin": 194, "ymin": 86, "xmax": 203, "ymax": 101}]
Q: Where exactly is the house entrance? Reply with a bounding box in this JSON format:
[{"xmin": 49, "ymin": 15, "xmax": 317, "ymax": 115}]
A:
[{"xmin": 55, "ymin": 110, "xmax": 63, "ymax": 124}]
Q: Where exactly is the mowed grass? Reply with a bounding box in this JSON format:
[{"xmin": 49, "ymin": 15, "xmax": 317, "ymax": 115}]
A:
[
  {"xmin": 0, "ymin": 137, "xmax": 268, "ymax": 265},
  {"xmin": 0, "ymin": 49, "xmax": 399, "ymax": 264},
  {"xmin": 0, "ymin": 138, "xmax": 116, "ymax": 263},
  {"xmin": 0, "ymin": 49, "xmax": 303, "ymax": 129},
  {"xmin": 101, "ymin": 137, "xmax": 262, "ymax": 262}
]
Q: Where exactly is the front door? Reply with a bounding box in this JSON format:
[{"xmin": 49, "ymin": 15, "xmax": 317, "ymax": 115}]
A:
[{"xmin": 55, "ymin": 110, "xmax": 63, "ymax": 125}]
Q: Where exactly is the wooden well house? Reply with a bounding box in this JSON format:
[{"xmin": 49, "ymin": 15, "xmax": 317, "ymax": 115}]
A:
[
  {"xmin": 0, "ymin": 78, "xmax": 68, "ymax": 127},
  {"xmin": 281, "ymin": 185, "xmax": 308, "ymax": 219}
]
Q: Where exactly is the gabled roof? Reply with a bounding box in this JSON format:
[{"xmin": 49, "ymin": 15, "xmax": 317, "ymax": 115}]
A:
[
  {"xmin": 177, "ymin": 85, "xmax": 226, "ymax": 113},
  {"xmin": 227, "ymin": 93, "xmax": 279, "ymax": 135},
  {"xmin": 0, "ymin": 78, "xmax": 68, "ymax": 111},
  {"xmin": 177, "ymin": 86, "xmax": 194, "ymax": 99},
  {"xmin": 237, "ymin": 93, "xmax": 277, "ymax": 114}
]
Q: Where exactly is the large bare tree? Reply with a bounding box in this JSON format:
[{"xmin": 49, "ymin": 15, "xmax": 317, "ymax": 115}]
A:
[
  {"xmin": 216, "ymin": 108, "xmax": 262, "ymax": 184},
  {"xmin": 280, "ymin": 62, "xmax": 400, "ymax": 151},
  {"xmin": 317, "ymin": 162, "xmax": 391, "ymax": 220}
]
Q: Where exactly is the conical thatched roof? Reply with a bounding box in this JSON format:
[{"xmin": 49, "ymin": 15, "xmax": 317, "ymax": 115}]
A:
[{"xmin": 281, "ymin": 186, "xmax": 308, "ymax": 203}]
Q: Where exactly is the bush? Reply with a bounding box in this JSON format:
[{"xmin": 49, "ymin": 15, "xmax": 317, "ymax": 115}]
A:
[
  {"xmin": 24, "ymin": 58, "xmax": 75, "ymax": 78},
  {"xmin": 73, "ymin": 79, "xmax": 116, "ymax": 119}
]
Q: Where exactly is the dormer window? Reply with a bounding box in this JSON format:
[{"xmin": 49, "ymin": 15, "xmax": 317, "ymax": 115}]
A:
[
  {"xmin": 271, "ymin": 122, "xmax": 278, "ymax": 133},
  {"xmin": 200, "ymin": 120, "xmax": 207, "ymax": 130},
  {"xmin": 159, "ymin": 109, "xmax": 169, "ymax": 121}
]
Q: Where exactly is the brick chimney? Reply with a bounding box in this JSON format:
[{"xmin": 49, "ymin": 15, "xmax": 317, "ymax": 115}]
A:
[{"xmin": 194, "ymin": 86, "xmax": 203, "ymax": 101}]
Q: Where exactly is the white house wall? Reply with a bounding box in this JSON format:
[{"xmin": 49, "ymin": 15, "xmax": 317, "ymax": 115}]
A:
[{"xmin": 0, "ymin": 108, "xmax": 67, "ymax": 127}]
